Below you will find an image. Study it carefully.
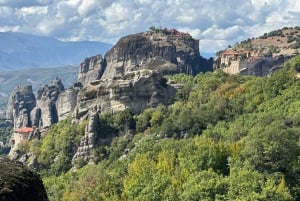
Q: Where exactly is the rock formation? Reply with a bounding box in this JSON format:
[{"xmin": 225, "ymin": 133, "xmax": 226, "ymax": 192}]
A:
[
  {"xmin": 6, "ymin": 28, "xmax": 209, "ymax": 164},
  {"xmin": 72, "ymin": 112, "xmax": 100, "ymax": 162},
  {"xmin": 6, "ymin": 85, "xmax": 36, "ymax": 128},
  {"xmin": 75, "ymin": 69, "xmax": 176, "ymax": 120},
  {"xmin": 73, "ymin": 29, "xmax": 207, "ymax": 120},
  {"xmin": 78, "ymin": 54, "xmax": 106, "ymax": 87},
  {"xmin": 56, "ymin": 88, "xmax": 78, "ymax": 121},
  {"xmin": 102, "ymin": 29, "xmax": 203, "ymax": 79},
  {"xmin": 62, "ymin": 29, "xmax": 205, "ymax": 163},
  {"xmin": 7, "ymin": 29, "xmax": 207, "ymax": 132},
  {"xmin": 72, "ymin": 70, "xmax": 176, "ymax": 163},
  {"xmin": 6, "ymin": 78, "xmax": 79, "ymax": 131},
  {"xmin": 239, "ymin": 54, "xmax": 288, "ymax": 76},
  {"xmin": 0, "ymin": 158, "xmax": 48, "ymax": 201},
  {"xmin": 76, "ymin": 29, "xmax": 210, "ymax": 88},
  {"xmin": 34, "ymin": 78, "xmax": 64, "ymax": 129}
]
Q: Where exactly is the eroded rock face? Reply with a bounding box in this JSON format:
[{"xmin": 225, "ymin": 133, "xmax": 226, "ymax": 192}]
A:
[
  {"xmin": 75, "ymin": 70, "xmax": 176, "ymax": 120},
  {"xmin": 35, "ymin": 78, "xmax": 64, "ymax": 129},
  {"xmin": 78, "ymin": 54, "xmax": 106, "ymax": 87},
  {"xmin": 102, "ymin": 29, "xmax": 202, "ymax": 79},
  {"xmin": 6, "ymin": 29, "xmax": 206, "ymax": 164},
  {"xmin": 239, "ymin": 55, "xmax": 288, "ymax": 76},
  {"xmin": 56, "ymin": 88, "xmax": 78, "ymax": 121},
  {"xmin": 0, "ymin": 158, "xmax": 48, "ymax": 201},
  {"xmin": 30, "ymin": 107, "xmax": 41, "ymax": 127},
  {"xmin": 72, "ymin": 69, "xmax": 177, "ymax": 163},
  {"xmin": 6, "ymin": 85, "xmax": 36, "ymax": 128},
  {"xmin": 6, "ymin": 78, "xmax": 79, "ymax": 131},
  {"xmin": 72, "ymin": 113, "xmax": 99, "ymax": 162}
]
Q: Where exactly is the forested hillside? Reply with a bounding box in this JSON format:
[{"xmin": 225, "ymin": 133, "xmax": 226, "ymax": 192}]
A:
[{"xmin": 23, "ymin": 56, "xmax": 300, "ymax": 200}]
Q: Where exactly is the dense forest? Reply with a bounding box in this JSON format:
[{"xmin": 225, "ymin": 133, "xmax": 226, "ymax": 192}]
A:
[{"xmin": 18, "ymin": 56, "xmax": 300, "ymax": 200}]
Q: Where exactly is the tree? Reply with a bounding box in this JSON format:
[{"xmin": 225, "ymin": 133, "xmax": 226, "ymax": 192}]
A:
[
  {"xmin": 180, "ymin": 170, "xmax": 228, "ymax": 201},
  {"xmin": 113, "ymin": 109, "xmax": 135, "ymax": 133},
  {"xmin": 228, "ymin": 169, "xmax": 293, "ymax": 201},
  {"xmin": 237, "ymin": 120, "xmax": 300, "ymax": 174}
]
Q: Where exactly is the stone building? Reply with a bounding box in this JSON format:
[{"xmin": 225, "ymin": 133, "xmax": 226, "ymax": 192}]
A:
[
  {"xmin": 10, "ymin": 127, "xmax": 37, "ymax": 148},
  {"xmin": 219, "ymin": 49, "xmax": 274, "ymax": 75}
]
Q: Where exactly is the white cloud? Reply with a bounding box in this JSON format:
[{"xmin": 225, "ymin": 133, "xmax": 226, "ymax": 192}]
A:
[
  {"xmin": 202, "ymin": 25, "xmax": 244, "ymax": 41},
  {"xmin": 19, "ymin": 6, "xmax": 47, "ymax": 15},
  {"xmin": 78, "ymin": 0, "xmax": 98, "ymax": 16},
  {"xmin": 1, "ymin": 0, "xmax": 300, "ymax": 53},
  {"xmin": 178, "ymin": 28, "xmax": 201, "ymax": 39},
  {"xmin": 0, "ymin": 0, "xmax": 50, "ymax": 8},
  {"xmin": 200, "ymin": 39, "xmax": 229, "ymax": 53}
]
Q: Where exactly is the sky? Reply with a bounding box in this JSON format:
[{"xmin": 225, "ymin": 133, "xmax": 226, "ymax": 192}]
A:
[{"xmin": 1, "ymin": 0, "xmax": 300, "ymax": 54}]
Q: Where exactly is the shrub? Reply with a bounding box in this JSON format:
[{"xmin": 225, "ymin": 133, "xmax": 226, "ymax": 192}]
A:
[{"xmin": 287, "ymin": 36, "xmax": 295, "ymax": 43}]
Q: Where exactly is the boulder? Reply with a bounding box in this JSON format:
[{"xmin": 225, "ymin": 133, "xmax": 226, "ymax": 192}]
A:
[{"xmin": 0, "ymin": 158, "xmax": 48, "ymax": 201}]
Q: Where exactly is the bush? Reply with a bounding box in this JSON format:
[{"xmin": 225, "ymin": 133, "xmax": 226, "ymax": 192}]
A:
[
  {"xmin": 285, "ymin": 55, "xmax": 300, "ymax": 72},
  {"xmin": 287, "ymin": 36, "xmax": 295, "ymax": 43},
  {"xmin": 73, "ymin": 157, "xmax": 87, "ymax": 169}
]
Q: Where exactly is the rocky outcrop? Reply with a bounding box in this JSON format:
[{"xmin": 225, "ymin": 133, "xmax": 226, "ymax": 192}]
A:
[
  {"xmin": 72, "ymin": 113, "xmax": 100, "ymax": 162},
  {"xmin": 7, "ymin": 29, "xmax": 209, "ymax": 132},
  {"xmin": 33, "ymin": 78, "xmax": 80, "ymax": 128},
  {"xmin": 0, "ymin": 158, "xmax": 48, "ymax": 201},
  {"xmin": 6, "ymin": 78, "xmax": 79, "ymax": 131},
  {"xmin": 76, "ymin": 29, "xmax": 210, "ymax": 87},
  {"xmin": 78, "ymin": 54, "xmax": 106, "ymax": 87},
  {"xmin": 30, "ymin": 107, "xmax": 41, "ymax": 128},
  {"xmin": 75, "ymin": 69, "xmax": 176, "ymax": 120},
  {"xmin": 6, "ymin": 85, "xmax": 36, "ymax": 128},
  {"xmin": 72, "ymin": 69, "xmax": 176, "ymax": 162},
  {"xmin": 240, "ymin": 54, "xmax": 289, "ymax": 76},
  {"xmin": 71, "ymin": 31, "xmax": 189, "ymax": 161},
  {"xmin": 56, "ymin": 88, "xmax": 78, "ymax": 121},
  {"xmin": 6, "ymin": 29, "xmax": 208, "ymax": 165},
  {"xmin": 102, "ymin": 29, "xmax": 204, "ymax": 79},
  {"xmin": 33, "ymin": 78, "xmax": 64, "ymax": 129}
]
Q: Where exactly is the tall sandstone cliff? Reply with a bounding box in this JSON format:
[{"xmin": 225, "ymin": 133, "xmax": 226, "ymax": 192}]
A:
[
  {"xmin": 72, "ymin": 29, "xmax": 210, "ymax": 162},
  {"xmin": 6, "ymin": 85, "xmax": 36, "ymax": 128},
  {"xmin": 78, "ymin": 54, "xmax": 106, "ymax": 87},
  {"xmin": 7, "ymin": 29, "xmax": 210, "ymax": 163},
  {"xmin": 78, "ymin": 29, "xmax": 211, "ymax": 86},
  {"xmin": 6, "ymin": 78, "xmax": 79, "ymax": 131}
]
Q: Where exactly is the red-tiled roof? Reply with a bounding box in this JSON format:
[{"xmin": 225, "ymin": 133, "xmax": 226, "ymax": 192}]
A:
[
  {"xmin": 221, "ymin": 50, "xmax": 239, "ymax": 55},
  {"xmin": 15, "ymin": 127, "xmax": 34, "ymax": 133}
]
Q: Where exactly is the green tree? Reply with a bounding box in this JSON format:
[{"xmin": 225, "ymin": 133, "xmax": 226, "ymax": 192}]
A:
[{"xmin": 180, "ymin": 170, "xmax": 228, "ymax": 201}]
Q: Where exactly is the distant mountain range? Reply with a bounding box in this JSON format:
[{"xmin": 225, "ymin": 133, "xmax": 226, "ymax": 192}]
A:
[{"xmin": 0, "ymin": 32, "xmax": 112, "ymax": 70}]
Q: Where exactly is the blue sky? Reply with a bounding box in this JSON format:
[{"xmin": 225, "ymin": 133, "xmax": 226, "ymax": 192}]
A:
[{"xmin": 0, "ymin": 0, "xmax": 300, "ymax": 54}]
